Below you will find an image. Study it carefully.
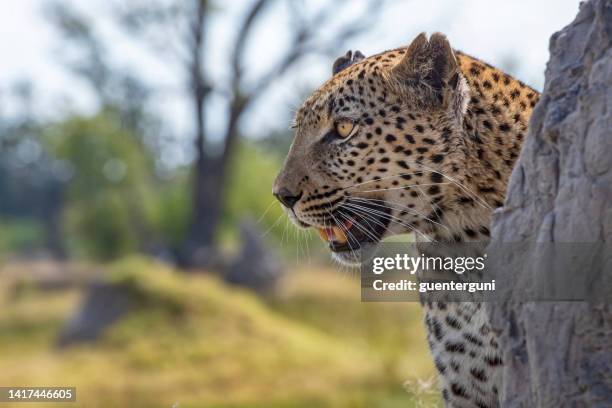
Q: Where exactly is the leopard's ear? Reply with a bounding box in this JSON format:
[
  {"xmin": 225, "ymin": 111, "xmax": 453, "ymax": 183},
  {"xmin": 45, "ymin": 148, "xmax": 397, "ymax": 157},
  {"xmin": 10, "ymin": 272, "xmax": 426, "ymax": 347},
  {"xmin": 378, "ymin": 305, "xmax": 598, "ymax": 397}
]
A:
[
  {"xmin": 332, "ymin": 50, "xmax": 366, "ymax": 75},
  {"xmin": 389, "ymin": 32, "xmax": 462, "ymax": 110}
]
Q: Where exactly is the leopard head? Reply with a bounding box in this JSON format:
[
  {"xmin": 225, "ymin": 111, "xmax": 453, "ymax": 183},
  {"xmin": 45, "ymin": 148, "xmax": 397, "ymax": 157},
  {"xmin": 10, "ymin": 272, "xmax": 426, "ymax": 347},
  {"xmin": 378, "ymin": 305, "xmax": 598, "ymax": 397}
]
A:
[{"xmin": 273, "ymin": 33, "xmax": 470, "ymax": 265}]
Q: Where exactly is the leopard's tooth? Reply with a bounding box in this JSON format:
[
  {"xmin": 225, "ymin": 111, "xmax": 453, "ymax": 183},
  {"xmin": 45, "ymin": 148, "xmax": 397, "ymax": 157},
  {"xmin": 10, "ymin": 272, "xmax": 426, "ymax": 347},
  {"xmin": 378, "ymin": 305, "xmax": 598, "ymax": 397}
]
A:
[
  {"xmin": 332, "ymin": 226, "xmax": 348, "ymax": 244},
  {"xmin": 317, "ymin": 228, "xmax": 329, "ymax": 242},
  {"xmin": 316, "ymin": 226, "xmax": 348, "ymax": 244}
]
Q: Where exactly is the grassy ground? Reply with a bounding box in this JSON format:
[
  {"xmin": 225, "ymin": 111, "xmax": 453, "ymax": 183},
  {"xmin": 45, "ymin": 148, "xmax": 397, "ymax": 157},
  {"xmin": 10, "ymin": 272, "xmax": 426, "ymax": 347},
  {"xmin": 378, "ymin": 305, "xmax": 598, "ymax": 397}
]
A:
[{"xmin": 0, "ymin": 257, "xmax": 439, "ymax": 407}]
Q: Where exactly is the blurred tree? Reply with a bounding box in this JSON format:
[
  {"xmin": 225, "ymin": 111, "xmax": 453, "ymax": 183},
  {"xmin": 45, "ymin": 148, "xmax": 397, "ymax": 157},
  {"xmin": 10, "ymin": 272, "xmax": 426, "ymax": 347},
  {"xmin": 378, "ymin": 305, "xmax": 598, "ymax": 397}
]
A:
[
  {"xmin": 0, "ymin": 81, "xmax": 69, "ymax": 258},
  {"xmin": 114, "ymin": 0, "xmax": 386, "ymax": 266},
  {"xmin": 223, "ymin": 142, "xmax": 284, "ymax": 235},
  {"xmin": 45, "ymin": 110, "xmax": 157, "ymax": 260},
  {"xmin": 44, "ymin": 0, "xmax": 386, "ymax": 266},
  {"xmin": 46, "ymin": 4, "xmax": 154, "ymax": 136},
  {"xmin": 44, "ymin": 3, "xmax": 177, "ymax": 259}
]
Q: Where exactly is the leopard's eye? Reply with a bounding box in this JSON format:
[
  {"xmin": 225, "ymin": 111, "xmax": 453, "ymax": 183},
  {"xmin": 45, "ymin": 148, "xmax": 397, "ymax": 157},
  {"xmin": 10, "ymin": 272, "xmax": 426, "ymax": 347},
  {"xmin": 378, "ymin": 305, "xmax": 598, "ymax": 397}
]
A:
[{"xmin": 335, "ymin": 120, "xmax": 355, "ymax": 138}]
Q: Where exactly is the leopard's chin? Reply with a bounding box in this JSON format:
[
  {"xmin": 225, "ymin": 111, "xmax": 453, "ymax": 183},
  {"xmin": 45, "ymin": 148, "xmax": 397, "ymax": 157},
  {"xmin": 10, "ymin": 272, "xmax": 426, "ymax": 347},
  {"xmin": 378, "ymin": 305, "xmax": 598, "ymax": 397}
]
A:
[
  {"xmin": 331, "ymin": 248, "xmax": 363, "ymax": 267},
  {"xmin": 329, "ymin": 235, "xmax": 392, "ymax": 267}
]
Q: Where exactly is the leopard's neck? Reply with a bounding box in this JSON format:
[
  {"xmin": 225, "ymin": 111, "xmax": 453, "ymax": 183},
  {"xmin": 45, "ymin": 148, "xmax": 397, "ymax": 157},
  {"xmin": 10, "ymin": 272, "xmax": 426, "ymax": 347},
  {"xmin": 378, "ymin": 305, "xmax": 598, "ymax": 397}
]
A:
[{"xmin": 426, "ymin": 53, "xmax": 539, "ymax": 243}]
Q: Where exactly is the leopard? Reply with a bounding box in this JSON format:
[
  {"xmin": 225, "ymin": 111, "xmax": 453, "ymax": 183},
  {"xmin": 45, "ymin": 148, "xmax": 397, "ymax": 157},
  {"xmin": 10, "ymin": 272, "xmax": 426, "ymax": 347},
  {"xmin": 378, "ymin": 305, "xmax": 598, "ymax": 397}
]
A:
[{"xmin": 273, "ymin": 32, "xmax": 539, "ymax": 407}]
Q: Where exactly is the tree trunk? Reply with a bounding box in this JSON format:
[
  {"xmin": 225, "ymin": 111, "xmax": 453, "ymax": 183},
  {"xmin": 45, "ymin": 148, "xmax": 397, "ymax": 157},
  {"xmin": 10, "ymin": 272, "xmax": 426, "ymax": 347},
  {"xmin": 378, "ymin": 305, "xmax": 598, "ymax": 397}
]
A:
[
  {"xmin": 184, "ymin": 0, "xmax": 220, "ymax": 264},
  {"xmin": 486, "ymin": 1, "xmax": 612, "ymax": 406},
  {"xmin": 186, "ymin": 85, "xmax": 246, "ymax": 266}
]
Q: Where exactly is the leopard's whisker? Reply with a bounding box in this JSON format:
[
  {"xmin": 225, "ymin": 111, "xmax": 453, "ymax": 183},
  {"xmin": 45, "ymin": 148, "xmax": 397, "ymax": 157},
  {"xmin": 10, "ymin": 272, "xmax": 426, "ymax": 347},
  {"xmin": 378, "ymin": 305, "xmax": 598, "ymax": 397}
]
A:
[
  {"xmin": 338, "ymin": 206, "xmax": 385, "ymax": 233},
  {"xmin": 348, "ymin": 195, "xmax": 437, "ymax": 222},
  {"xmin": 342, "ymin": 202, "xmax": 434, "ymax": 242},
  {"xmin": 339, "ymin": 204, "xmax": 400, "ymax": 241},
  {"xmin": 411, "ymin": 183, "xmax": 445, "ymax": 223},
  {"xmin": 349, "ymin": 205, "xmax": 434, "ymax": 244},
  {"xmin": 257, "ymin": 199, "xmax": 279, "ymax": 223},
  {"xmin": 301, "ymin": 228, "xmax": 311, "ymax": 263},
  {"xmin": 336, "ymin": 209, "xmax": 382, "ymax": 243},
  {"xmin": 347, "ymin": 196, "xmax": 450, "ymax": 232},
  {"xmin": 341, "ymin": 169, "xmax": 440, "ymax": 190},
  {"xmin": 282, "ymin": 214, "xmax": 289, "ymax": 246},
  {"xmin": 404, "ymin": 161, "xmax": 492, "ymax": 211},
  {"xmin": 357, "ymin": 182, "xmax": 452, "ymax": 194},
  {"xmin": 327, "ymin": 209, "xmax": 360, "ymax": 262},
  {"xmin": 261, "ymin": 212, "xmax": 286, "ymax": 238},
  {"xmin": 344, "ymin": 203, "xmax": 434, "ymax": 243},
  {"xmin": 342, "ymin": 159, "xmax": 491, "ymax": 211},
  {"xmin": 294, "ymin": 223, "xmax": 302, "ymax": 265}
]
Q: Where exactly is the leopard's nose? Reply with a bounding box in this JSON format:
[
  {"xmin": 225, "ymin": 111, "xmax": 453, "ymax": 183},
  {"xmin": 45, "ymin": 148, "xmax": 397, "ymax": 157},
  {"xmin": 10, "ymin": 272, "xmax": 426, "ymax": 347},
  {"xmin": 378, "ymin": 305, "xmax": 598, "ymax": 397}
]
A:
[{"xmin": 273, "ymin": 187, "xmax": 303, "ymax": 209}]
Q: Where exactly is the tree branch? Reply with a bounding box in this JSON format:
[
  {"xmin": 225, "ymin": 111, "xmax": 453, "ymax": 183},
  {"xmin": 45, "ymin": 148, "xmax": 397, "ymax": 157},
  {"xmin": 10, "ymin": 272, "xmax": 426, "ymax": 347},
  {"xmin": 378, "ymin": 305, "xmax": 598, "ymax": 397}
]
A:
[
  {"xmin": 219, "ymin": 0, "xmax": 271, "ymax": 167},
  {"xmin": 231, "ymin": 0, "xmax": 270, "ymax": 85},
  {"xmin": 218, "ymin": 0, "xmax": 386, "ymax": 172},
  {"xmin": 249, "ymin": 0, "xmax": 386, "ymax": 102}
]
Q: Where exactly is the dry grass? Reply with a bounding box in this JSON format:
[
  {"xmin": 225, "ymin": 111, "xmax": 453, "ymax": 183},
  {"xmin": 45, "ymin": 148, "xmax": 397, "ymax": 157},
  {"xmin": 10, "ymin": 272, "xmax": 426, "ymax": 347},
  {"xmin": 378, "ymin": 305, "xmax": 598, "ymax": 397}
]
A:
[{"xmin": 0, "ymin": 257, "xmax": 440, "ymax": 407}]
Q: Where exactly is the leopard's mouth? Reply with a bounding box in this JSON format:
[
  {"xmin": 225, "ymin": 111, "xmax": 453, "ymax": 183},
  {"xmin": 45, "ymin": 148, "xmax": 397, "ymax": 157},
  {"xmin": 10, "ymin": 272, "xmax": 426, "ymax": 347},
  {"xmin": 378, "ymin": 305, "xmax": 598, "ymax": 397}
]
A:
[{"xmin": 315, "ymin": 201, "xmax": 392, "ymax": 253}]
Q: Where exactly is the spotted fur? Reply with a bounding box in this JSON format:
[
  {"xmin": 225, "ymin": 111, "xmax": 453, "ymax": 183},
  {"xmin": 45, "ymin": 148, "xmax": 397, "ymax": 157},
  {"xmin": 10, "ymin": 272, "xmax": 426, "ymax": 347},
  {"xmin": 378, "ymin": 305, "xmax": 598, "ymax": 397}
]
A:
[{"xmin": 274, "ymin": 32, "xmax": 539, "ymax": 407}]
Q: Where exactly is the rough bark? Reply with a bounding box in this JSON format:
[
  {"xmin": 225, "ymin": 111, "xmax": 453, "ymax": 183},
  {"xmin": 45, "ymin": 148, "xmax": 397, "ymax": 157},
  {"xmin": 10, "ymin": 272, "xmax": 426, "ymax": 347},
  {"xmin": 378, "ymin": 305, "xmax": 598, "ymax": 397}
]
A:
[{"xmin": 487, "ymin": 1, "xmax": 612, "ymax": 406}]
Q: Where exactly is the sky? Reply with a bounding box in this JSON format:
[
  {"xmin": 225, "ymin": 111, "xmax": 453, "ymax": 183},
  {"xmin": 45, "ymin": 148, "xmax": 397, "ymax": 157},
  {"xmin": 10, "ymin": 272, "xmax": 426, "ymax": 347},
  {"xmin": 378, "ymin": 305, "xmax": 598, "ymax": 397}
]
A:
[{"xmin": 0, "ymin": 0, "xmax": 582, "ymax": 164}]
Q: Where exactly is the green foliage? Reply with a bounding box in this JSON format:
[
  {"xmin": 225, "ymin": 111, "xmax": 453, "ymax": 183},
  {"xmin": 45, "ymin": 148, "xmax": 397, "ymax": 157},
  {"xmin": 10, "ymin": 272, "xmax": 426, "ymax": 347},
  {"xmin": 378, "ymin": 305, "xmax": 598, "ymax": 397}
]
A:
[
  {"xmin": 148, "ymin": 171, "xmax": 191, "ymax": 251},
  {"xmin": 63, "ymin": 191, "xmax": 139, "ymax": 259},
  {"xmin": 223, "ymin": 142, "xmax": 283, "ymax": 235},
  {"xmin": 222, "ymin": 142, "xmax": 318, "ymax": 254},
  {"xmin": 0, "ymin": 218, "xmax": 44, "ymax": 255},
  {"xmin": 44, "ymin": 110, "xmax": 156, "ymax": 260},
  {"xmin": 46, "ymin": 110, "xmax": 152, "ymax": 195},
  {"xmin": 1, "ymin": 113, "xmax": 317, "ymax": 260}
]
